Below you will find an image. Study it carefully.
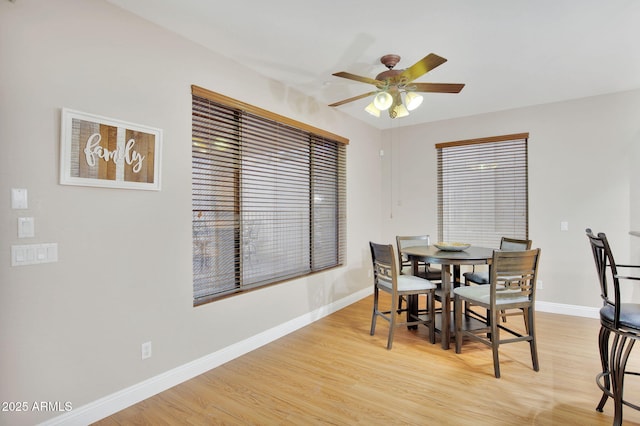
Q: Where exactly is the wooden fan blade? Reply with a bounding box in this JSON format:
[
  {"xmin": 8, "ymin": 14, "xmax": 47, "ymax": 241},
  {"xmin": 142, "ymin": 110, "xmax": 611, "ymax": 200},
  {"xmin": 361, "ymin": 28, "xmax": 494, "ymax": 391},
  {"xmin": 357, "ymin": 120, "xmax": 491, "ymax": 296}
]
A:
[
  {"xmin": 399, "ymin": 53, "xmax": 448, "ymax": 83},
  {"xmin": 332, "ymin": 72, "xmax": 383, "ymax": 86},
  {"xmin": 329, "ymin": 91, "xmax": 377, "ymax": 107},
  {"xmin": 411, "ymin": 83, "xmax": 465, "ymax": 93}
]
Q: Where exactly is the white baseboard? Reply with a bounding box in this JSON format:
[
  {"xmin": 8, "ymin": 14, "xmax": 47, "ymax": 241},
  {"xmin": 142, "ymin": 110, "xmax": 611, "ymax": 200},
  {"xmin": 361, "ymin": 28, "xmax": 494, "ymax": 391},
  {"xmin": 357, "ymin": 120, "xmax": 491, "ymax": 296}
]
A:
[
  {"xmin": 41, "ymin": 287, "xmax": 372, "ymax": 426},
  {"xmin": 536, "ymin": 300, "xmax": 599, "ymax": 319},
  {"xmin": 41, "ymin": 290, "xmax": 597, "ymax": 425}
]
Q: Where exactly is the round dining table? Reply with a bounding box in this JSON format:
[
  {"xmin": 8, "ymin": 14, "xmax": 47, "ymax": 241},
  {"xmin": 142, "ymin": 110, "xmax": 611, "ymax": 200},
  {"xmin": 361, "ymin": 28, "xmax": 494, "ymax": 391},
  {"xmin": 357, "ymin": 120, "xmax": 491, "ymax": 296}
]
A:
[{"xmin": 401, "ymin": 245, "xmax": 495, "ymax": 349}]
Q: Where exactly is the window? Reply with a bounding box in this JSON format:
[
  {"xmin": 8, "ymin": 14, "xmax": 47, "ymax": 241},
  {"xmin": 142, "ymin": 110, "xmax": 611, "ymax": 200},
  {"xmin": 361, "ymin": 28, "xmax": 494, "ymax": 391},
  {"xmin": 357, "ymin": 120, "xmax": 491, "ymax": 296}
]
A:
[
  {"xmin": 436, "ymin": 133, "xmax": 528, "ymax": 247},
  {"xmin": 191, "ymin": 86, "xmax": 347, "ymax": 305}
]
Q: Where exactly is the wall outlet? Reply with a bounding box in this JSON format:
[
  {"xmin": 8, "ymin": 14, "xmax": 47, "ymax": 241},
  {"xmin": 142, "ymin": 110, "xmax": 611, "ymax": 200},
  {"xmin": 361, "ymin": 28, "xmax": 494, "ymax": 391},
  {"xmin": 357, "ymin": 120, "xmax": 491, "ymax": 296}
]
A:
[
  {"xmin": 141, "ymin": 341, "xmax": 152, "ymax": 360},
  {"xmin": 537, "ymin": 280, "xmax": 543, "ymax": 290}
]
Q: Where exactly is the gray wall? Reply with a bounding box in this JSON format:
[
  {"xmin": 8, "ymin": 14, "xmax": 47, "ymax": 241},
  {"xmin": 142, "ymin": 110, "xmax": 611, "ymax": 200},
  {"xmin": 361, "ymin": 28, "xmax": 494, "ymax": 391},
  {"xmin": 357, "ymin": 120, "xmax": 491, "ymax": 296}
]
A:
[
  {"xmin": 380, "ymin": 90, "xmax": 640, "ymax": 307},
  {"xmin": 0, "ymin": 1, "xmax": 381, "ymax": 424}
]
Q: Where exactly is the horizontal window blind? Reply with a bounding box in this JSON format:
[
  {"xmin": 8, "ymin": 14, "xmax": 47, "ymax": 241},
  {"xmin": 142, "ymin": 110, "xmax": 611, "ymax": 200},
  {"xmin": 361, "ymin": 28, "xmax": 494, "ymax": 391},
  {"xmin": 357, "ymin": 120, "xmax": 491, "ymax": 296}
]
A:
[
  {"xmin": 437, "ymin": 134, "xmax": 528, "ymax": 248},
  {"xmin": 192, "ymin": 87, "xmax": 347, "ymax": 304}
]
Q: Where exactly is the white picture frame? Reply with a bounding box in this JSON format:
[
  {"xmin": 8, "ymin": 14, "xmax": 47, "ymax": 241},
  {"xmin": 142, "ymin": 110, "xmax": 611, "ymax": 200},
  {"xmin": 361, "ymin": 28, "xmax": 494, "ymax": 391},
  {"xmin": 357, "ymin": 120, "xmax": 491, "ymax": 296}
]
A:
[{"xmin": 60, "ymin": 108, "xmax": 162, "ymax": 190}]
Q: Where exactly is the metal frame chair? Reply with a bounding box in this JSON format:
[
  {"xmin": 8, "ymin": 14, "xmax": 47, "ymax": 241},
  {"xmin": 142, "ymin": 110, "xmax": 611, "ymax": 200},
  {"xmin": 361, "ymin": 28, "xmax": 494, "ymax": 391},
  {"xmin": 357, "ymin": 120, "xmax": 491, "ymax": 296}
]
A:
[{"xmin": 586, "ymin": 229, "xmax": 640, "ymax": 426}]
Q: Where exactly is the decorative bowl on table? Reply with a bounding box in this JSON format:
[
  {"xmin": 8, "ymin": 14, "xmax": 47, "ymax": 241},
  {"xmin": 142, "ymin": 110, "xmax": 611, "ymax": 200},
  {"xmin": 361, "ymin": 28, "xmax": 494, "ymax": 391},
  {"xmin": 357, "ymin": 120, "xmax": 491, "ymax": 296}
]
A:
[{"xmin": 434, "ymin": 242, "xmax": 471, "ymax": 251}]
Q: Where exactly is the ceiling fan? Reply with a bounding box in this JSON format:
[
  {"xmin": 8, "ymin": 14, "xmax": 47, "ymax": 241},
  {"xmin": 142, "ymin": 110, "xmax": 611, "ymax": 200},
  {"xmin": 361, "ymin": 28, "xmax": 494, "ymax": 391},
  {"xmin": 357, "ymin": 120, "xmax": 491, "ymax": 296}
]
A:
[{"xmin": 329, "ymin": 53, "xmax": 465, "ymax": 118}]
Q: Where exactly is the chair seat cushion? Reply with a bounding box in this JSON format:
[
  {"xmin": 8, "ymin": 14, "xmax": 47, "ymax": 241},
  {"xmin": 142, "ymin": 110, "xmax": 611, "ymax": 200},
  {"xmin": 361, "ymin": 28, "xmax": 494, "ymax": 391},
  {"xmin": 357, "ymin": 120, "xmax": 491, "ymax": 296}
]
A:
[
  {"xmin": 400, "ymin": 266, "xmax": 442, "ymax": 281},
  {"xmin": 463, "ymin": 271, "xmax": 489, "ymax": 284},
  {"xmin": 600, "ymin": 303, "xmax": 640, "ymax": 331},
  {"xmin": 453, "ymin": 285, "xmax": 528, "ymax": 304},
  {"xmin": 379, "ymin": 275, "xmax": 437, "ymax": 292}
]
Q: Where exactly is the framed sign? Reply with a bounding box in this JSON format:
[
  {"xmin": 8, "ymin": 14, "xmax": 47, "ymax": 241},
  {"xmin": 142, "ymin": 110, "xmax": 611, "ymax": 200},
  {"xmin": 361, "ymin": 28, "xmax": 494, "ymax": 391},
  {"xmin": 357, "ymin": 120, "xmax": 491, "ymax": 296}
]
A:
[{"xmin": 60, "ymin": 108, "xmax": 162, "ymax": 190}]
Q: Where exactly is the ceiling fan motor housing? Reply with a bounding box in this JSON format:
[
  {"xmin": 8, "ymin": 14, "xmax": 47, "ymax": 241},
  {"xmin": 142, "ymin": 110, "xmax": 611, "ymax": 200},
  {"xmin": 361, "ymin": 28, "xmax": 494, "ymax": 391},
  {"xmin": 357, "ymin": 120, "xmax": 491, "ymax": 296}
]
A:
[
  {"xmin": 380, "ymin": 54, "xmax": 401, "ymax": 69},
  {"xmin": 376, "ymin": 54, "xmax": 403, "ymax": 83}
]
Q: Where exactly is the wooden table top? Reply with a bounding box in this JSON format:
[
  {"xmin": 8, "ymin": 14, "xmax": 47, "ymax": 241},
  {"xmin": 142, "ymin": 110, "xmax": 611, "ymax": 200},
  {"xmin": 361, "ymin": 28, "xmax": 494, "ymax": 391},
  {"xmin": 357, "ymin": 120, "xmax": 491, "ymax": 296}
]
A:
[{"xmin": 401, "ymin": 245, "xmax": 495, "ymax": 265}]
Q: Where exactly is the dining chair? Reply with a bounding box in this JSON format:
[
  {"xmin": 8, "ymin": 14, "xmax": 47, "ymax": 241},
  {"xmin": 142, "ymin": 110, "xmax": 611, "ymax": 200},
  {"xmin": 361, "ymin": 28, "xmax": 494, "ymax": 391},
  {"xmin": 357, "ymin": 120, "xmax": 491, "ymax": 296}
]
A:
[
  {"xmin": 586, "ymin": 229, "xmax": 640, "ymax": 426},
  {"xmin": 463, "ymin": 237, "xmax": 532, "ymax": 323},
  {"xmin": 463, "ymin": 237, "xmax": 532, "ymax": 285},
  {"xmin": 369, "ymin": 241, "xmax": 437, "ymax": 349},
  {"xmin": 396, "ymin": 235, "xmax": 443, "ymax": 278},
  {"xmin": 395, "ymin": 235, "xmax": 443, "ymax": 311},
  {"xmin": 453, "ymin": 248, "xmax": 541, "ymax": 378}
]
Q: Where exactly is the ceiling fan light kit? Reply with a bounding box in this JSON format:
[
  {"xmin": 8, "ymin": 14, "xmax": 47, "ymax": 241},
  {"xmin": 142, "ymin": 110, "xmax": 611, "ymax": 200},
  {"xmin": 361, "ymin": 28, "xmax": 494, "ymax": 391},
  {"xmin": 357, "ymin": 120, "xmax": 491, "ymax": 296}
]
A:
[
  {"xmin": 373, "ymin": 92, "xmax": 393, "ymax": 110},
  {"xmin": 391, "ymin": 102, "xmax": 409, "ymax": 119},
  {"xmin": 365, "ymin": 102, "xmax": 381, "ymax": 117},
  {"xmin": 405, "ymin": 91, "xmax": 423, "ymax": 111},
  {"xmin": 330, "ymin": 53, "xmax": 465, "ymax": 119}
]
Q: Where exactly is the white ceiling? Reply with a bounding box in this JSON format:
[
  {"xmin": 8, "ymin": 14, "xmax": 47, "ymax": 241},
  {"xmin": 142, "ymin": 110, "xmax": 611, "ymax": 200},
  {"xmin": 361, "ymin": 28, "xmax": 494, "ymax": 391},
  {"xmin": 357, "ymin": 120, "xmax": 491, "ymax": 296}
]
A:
[{"xmin": 106, "ymin": 0, "xmax": 640, "ymax": 130}]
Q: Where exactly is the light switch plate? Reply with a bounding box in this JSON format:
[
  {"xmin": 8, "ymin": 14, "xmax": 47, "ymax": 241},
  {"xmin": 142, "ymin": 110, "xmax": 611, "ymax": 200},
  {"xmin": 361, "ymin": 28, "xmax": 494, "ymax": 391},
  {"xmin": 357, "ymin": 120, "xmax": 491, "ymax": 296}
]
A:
[
  {"xmin": 11, "ymin": 188, "xmax": 28, "ymax": 209},
  {"xmin": 18, "ymin": 217, "xmax": 35, "ymax": 238},
  {"xmin": 11, "ymin": 243, "xmax": 58, "ymax": 266}
]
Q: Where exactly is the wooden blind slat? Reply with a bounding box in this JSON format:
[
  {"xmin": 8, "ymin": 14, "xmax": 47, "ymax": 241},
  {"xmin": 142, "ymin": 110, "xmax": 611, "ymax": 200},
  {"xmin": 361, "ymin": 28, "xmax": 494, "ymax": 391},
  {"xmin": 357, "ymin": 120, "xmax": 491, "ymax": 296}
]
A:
[
  {"xmin": 191, "ymin": 85, "xmax": 349, "ymax": 145},
  {"xmin": 437, "ymin": 135, "xmax": 528, "ymax": 248},
  {"xmin": 192, "ymin": 90, "xmax": 347, "ymax": 304}
]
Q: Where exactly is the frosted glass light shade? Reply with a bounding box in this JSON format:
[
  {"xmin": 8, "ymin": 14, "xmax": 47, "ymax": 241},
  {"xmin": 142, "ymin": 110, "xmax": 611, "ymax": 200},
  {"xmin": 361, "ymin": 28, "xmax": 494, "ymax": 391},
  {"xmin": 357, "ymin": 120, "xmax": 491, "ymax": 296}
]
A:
[
  {"xmin": 364, "ymin": 102, "xmax": 380, "ymax": 117},
  {"xmin": 405, "ymin": 92, "xmax": 423, "ymax": 111},
  {"xmin": 391, "ymin": 103, "xmax": 409, "ymax": 118},
  {"xmin": 373, "ymin": 91, "xmax": 393, "ymax": 110}
]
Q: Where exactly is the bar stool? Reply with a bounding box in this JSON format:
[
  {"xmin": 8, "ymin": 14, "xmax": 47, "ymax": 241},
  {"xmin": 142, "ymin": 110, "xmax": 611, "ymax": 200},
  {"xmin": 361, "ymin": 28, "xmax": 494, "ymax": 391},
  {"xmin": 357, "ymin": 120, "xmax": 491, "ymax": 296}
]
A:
[{"xmin": 586, "ymin": 229, "xmax": 640, "ymax": 426}]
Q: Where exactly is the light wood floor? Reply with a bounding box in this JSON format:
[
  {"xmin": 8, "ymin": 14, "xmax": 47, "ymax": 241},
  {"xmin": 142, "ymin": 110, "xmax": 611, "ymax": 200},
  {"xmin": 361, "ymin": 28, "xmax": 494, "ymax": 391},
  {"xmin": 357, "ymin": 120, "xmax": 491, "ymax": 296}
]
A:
[{"xmin": 95, "ymin": 294, "xmax": 640, "ymax": 425}]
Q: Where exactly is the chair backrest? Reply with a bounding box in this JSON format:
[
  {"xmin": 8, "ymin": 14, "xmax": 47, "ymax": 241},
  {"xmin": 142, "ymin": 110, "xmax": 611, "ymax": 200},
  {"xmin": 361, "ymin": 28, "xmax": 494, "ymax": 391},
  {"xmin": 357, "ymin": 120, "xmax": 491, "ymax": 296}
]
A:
[
  {"xmin": 489, "ymin": 249, "xmax": 541, "ymax": 306},
  {"xmin": 585, "ymin": 229, "xmax": 620, "ymax": 327},
  {"xmin": 500, "ymin": 237, "xmax": 532, "ymax": 251},
  {"xmin": 396, "ymin": 235, "xmax": 431, "ymax": 270},
  {"xmin": 370, "ymin": 242, "xmax": 398, "ymax": 292}
]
